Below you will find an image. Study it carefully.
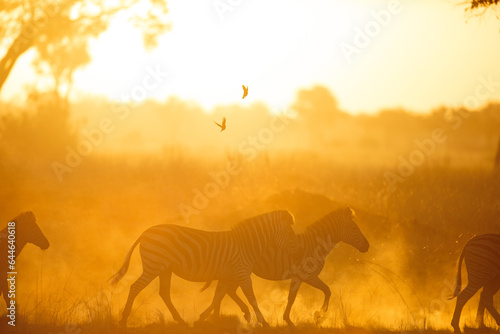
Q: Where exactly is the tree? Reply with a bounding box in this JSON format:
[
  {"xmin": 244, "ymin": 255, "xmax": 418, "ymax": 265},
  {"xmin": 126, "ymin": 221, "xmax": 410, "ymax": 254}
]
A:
[
  {"xmin": 291, "ymin": 85, "xmax": 349, "ymax": 146},
  {"xmin": 466, "ymin": 0, "xmax": 500, "ymax": 10},
  {"xmin": 292, "ymin": 85, "xmax": 344, "ymax": 125},
  {"xmin": 0, "ymin": 0, "xmax": 170, "ymax": 97}
]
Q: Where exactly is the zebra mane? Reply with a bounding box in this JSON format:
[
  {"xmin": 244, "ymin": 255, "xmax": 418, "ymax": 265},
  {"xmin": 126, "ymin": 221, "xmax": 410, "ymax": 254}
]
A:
[
  {"xmin": 231, "ymin": 210, "xmax": 294, "ymax": 232},
  {"xmin": 0, "ymin": 211, "xmax": 37, "ymax": 238},
  {"xmin": 12, "ymin": 211, "xmax": 36, "ymax": 222},
  {"xmin": 305, "ymin": 207, "xmax": 355, "ymax": 236},
  {"xmin": 1, "ymin": 211, "xmax": 35, "ymax": 228}
]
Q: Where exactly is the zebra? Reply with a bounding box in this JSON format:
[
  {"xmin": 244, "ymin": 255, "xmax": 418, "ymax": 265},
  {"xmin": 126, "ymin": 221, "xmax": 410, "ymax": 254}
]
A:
[
  {"xmin": 109, "ymin": 210, "xmax": 300, "ymax": 326},
  {"xmin": 198, "ymin": 207, "xmax": 369, "ymax": 326},
  {"xmin": 0, "ymin": 211, "xmax": 50, "ymax": 309},
  {"xmin": 449, "ymin": 233, "xmax": 500, "ymax": 333}
]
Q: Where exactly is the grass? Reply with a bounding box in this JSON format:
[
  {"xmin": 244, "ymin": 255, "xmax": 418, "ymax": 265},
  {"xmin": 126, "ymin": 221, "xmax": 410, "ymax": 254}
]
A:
[
  {"xmin": 2, "ymin": 315, "xmax": 498, "ymax": 334},
  {"xmin": 1, "ymin": 129, "xmax": 499, "ymax": 332}
]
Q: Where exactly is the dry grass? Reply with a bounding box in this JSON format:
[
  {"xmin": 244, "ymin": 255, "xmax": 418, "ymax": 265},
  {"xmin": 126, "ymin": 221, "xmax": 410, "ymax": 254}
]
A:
[{"xmin": 0, "ymin": 98, "xmax": 499, "ymax": 332}]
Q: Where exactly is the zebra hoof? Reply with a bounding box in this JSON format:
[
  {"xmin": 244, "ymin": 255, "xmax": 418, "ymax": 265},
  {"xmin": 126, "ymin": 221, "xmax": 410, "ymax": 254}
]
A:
[
  {"xmin": 193, "ymin": 319, "xmax": 204, "ymax": 327},
  {"xmin": 176, "ymin": 319, "xmax": 188, "ymax": 327},
  {"xmin": 285, "ymin": 319, "xmax": 295, "ymax": 327},
  {"xmin": 197, "ymin": 313, "xmax": 209, "ymax": 323},
  {"xmin": 314, "ymin": 310, "xmax": 326, "ymax": 325},
  {"xmin": 243, "ymin": 313, "xmax": 251, "ymax": 323}
]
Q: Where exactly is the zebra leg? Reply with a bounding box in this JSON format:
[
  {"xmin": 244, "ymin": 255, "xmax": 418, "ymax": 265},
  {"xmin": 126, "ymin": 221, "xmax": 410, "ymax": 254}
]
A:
[
  {"xmin": 478, "ymin": 276, "xmax": 500, "ymax": 327},
  {"xmin": 451, "ymin": 283, "xmax": 481, "ymax": 333},
  {"xmin": 239, "ymin": 277, "xmax": 269, "ymax": 327},
  {"xmin": 477, "ymin": 290, "xmax": 487, "ymax": 328},
  {"xmin": 283, "ymin": 277, "xmax": 302, "ymax": 326},
  {"xmin": 199, "ymin": 280, "xmax": 250, "ymax": 322},
  {"xmin": 304, "ymin": 275, "xmax": 331, "ymax": 323},
  {"xmin": 212, "ymin": 281, "xmax": 224, "ymax": 318},
  {"xmin": 198, "ymin": 280, "xmax": 230, "ymax": 322},
  {"xmin": 159, "ymin": 271, "xmax": 186, "ymax": 324},
  {"xmin": 212, "ymin": 280, "xmax": 228, "ymax": 318},
  {"xmin": 304, "ymin": 275, "xmax": 331, "ymax": 313},
  {"xmin": 120, "ymin": 272, "xmax": 156, "ymax": 326},
  {"xmin": 227, "ymin": 286, "xmax": 251, "ymax": 322}
]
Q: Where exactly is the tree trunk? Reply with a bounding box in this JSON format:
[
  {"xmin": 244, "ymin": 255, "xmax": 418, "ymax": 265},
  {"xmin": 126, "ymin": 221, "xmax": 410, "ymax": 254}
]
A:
[
  {"xmin": 0, "ymin": 32, "xmax": 34, "ymax": 95},
  {"xmin": 495, "ymin": 136, "xmax": 500, "ymax": 176}
]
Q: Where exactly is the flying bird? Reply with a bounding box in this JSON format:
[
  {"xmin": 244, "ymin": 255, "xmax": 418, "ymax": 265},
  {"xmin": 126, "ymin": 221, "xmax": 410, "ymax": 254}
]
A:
[
  {"xmin": 214, "ymin": 117, "xmax": 226, "ymax": 132},
  {"xmin": 242, "ymin": 85, "xmax": 248, "ymax": 99}
]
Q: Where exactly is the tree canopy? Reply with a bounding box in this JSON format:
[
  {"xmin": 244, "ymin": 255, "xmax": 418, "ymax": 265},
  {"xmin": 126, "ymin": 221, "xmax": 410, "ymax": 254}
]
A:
[
  {"xmin": 467, "ymin": 0, "xmax": 500, "ymax": 10},
  {"xmin": 0, "ymin": 0, "xmax": 170, "ymax": 97}
]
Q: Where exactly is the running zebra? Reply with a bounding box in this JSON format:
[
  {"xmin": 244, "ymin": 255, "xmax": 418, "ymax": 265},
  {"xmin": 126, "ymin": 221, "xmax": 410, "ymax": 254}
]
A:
[
  {"xmin": 110, "ymin": 210, "xmax": 300, "ymax": 326},
  {"xmin": 449, "ymin": 233, "xmax": 500, "ymax": 333},
  {"xmin": 0, "ymin": 211, "xmax": 50, "ymax": 309},
  {"xmin": 198, "ymin": 207, "xmax": 369, "ymax": 326}
]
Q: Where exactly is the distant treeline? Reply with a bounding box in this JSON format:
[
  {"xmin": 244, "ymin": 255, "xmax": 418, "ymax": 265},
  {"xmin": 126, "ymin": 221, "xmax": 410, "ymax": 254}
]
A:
[{"xmin": 1, "ymin": 86, "xmax": 499, "ymax": 167}]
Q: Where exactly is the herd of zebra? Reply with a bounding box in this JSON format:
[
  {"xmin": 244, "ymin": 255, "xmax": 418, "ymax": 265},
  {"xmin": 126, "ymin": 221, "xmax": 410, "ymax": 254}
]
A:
[{"xmin": 1, "ymin": 210, "xmax": 500, "ymax": 333}]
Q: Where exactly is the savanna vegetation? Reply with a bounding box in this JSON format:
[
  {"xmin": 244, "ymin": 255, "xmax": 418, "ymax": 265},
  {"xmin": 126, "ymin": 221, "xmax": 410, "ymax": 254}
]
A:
[{"xmin": 0, "ymin": 86, "xmax": 499, "ymax": 334}]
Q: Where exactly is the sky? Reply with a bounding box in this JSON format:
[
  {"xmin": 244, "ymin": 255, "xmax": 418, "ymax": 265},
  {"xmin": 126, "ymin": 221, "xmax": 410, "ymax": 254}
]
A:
[{"xmin": 2, "ymin": 0, "xmax": 500, "ymax": 114}]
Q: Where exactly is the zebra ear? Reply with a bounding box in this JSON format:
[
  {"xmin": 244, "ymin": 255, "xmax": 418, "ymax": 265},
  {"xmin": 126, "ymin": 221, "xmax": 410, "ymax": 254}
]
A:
[
  {"xmin": 280, "ymin": 210, "xmax": 295, "ymax": 225},
  {"xmin": 346, "ymin": 207, "xmax": 356, "ymax": 218}
]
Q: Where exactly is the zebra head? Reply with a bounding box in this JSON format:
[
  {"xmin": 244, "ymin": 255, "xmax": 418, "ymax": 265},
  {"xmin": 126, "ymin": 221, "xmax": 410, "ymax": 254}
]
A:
[
  {"xmin": 337, "ymin": 207, "xmax": 369, "ymax": 253},
  {"xmin": 14, "ymin": 211, "xmax": 50, "ymax": 250}
]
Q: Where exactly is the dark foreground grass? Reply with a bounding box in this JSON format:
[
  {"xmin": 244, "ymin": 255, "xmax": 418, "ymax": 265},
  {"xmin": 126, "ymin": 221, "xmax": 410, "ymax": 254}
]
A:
[{"xmin": 0, "ymin": 315, "xmax": 497, "ymax": 334}]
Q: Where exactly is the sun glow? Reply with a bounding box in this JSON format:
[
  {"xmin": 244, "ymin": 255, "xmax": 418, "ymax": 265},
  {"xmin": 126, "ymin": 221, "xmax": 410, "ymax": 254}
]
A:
[
  {"xmin": 70, "ymin": 0, "xmax": 373, "ymax": 111},
  {"xmin": 2, "ymin": 0, "xmax": 500, "ymax": 113}
]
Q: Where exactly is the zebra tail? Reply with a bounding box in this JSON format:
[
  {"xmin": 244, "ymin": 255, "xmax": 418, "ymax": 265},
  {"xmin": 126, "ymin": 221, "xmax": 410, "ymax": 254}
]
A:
[
  {"xmin": 109, "ymin": 236, "xmax": 141, "ymax": 287},
  {"xmin": 448, "ymin": 248, "xmax": 465, "ymax": 299},
  {"xmin": 200, "ymin": 281, "xmax": 213, "ymax": 292}
]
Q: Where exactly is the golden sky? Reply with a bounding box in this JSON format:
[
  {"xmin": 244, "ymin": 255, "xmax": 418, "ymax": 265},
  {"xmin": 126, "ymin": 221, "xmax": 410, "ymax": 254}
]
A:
[{"xmin": 3, "ymin": 0, "xmax": 500, "ymax": 114}]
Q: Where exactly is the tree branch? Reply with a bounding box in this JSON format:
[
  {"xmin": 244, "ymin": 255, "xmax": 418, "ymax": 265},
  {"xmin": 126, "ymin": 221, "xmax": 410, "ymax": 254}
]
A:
[{"xmin": 0, "ymin": 31, "xmax": 34, "ymax": 93}]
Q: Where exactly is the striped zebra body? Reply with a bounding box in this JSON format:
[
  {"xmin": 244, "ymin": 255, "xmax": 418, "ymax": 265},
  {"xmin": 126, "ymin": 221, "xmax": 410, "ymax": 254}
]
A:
[
  {"xmin": 0, "ymin": 211, "xmax": 49, "ymax": 309},
  {"xmin": 199, "ymin": 207, "xmax": 369, "ymax": 325},
  {"xmin": 139, "ymin": 226, "xmax": 237, "ymax": 281},
  {"xmin": 110, "ymin": 210, "xmax": 299, "ymax": 326},
  {"xmin": 450, "ymin": 233, "xmax": 500, "ymax": 333},
  {"xmin": 242, "ymin": 228, "xmax": 334, "ymax": 282}
]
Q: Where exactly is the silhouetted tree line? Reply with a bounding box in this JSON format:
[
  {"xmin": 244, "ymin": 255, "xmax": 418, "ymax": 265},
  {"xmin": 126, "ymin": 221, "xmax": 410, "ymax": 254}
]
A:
[
  {"xmin": 0, "ymin": 85, "xmax": 499, "ymax": 170},
  {"xmin": 0, "ymin": 91, "xmax": 75, "ymax": 162}
]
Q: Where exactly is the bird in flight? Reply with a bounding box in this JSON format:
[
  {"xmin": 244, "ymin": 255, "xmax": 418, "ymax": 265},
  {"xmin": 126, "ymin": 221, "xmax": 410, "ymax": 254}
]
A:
[
  {"xmin": 214, "ymin": 117, "xmax": 226, "ymax": 132},
  {"xmin": 242, "ymin": 85, "xmax": 248, "ymax": 99}
]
